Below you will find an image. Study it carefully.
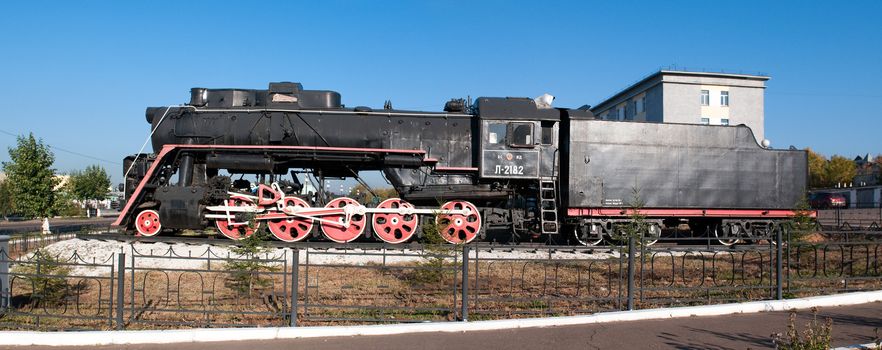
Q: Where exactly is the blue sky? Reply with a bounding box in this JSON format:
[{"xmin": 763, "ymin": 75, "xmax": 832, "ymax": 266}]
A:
[{"xmin": 0, "ymin": 1, "xmax": 880, "ymax": 186}]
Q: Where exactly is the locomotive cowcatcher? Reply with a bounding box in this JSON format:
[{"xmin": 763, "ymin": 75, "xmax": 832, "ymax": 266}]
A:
[{"xmin": 114, "ymin": 82, "xmax": 809, "ymax": 245}]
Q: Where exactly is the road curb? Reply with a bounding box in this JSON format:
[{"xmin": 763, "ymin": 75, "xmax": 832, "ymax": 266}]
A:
[{"xmin": 3, "ymin": 290, "xmax": 882, "ymax": 346}]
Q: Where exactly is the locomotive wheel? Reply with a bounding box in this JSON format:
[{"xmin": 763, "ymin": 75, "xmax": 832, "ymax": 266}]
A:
[
  {"xmin": 135, "ymin": 209, "xmax": 162, "ymax": 237},
  {"xmin": 319, "ymin": 197, "xmax": 366, "ymax": 243},
  {"xmin": 643, "ymin": 223, "xmax": 662, "ymax": 246},
  {"xmin": 371, "ymin": 198, "xmax": 418, "ymax": 244},
  {"xmin": 435, "ymin": 201, "xmax": 481, "ymax": 244},
  {"xmin": 715, "ymin": 224, "xmax": 740, "ymax": 246},
  {"xmin": 215, "ymin": 196, "xmax": 260, "ymax": 240},
  {"xmin": 267, "ymin": 197, "xmax": 313, "ymax": 242},
  {"xmin": 573, "ymin": 225, "xmax": 603, "ymax": 246}
]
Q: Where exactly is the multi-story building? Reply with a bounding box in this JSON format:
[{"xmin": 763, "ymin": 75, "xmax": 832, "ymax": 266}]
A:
[{"xmin": 591, "ymin": 70, "xmax": 770, "ymax": 142}]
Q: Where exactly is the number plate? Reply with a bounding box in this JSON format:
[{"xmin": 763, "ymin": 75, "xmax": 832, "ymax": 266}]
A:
[{"xmin": 481, "ymin": 150, "xmax": 540, "ymax": 178}]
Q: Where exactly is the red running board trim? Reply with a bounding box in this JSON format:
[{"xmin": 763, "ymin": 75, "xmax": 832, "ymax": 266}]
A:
[
  {"xmin": 566, "ymin": 208, "xmax": 817, "ymax": 218},
  {"xmin": 113, "ymin": 144, "xmax": 438, "ymax": 228},
  {"xmin": 112, "ymin": 146, "xmax": 176, "ymax": 227},
  {"xmin": 168, "ymin": 143, "xmax": 427, "ymax": 154}
]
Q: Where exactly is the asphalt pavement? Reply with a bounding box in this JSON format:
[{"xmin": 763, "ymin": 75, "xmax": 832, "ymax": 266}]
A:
[
  {"xmin": 0, "ymin": 217, "xmax": 114, "ymax": 234},
  {"xmin": 5, "ymin": 302, "xmax": 881, "ymax": 350}
]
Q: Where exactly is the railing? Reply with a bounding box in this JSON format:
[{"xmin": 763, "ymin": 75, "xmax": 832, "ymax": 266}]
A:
[
  {"xmin": 1, "ymin": 229, "xmax": 881, "ymax": 330},
  {"xmin": 817, "ymin": 206, "xmax": 882, "ymax": 231}
]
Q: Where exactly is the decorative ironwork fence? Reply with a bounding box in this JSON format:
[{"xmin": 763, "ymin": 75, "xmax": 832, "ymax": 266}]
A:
[{"xmin": 1, "ymin": 230, "xmax": 881, "ymax": 330}]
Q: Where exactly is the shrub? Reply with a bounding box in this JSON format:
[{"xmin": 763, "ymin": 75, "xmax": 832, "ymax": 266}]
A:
[
  {"xmin": 788, "ymin": 195, "xmax": 816, "ymax": 242},
  {"xmin": 224, "ymin": 229, "xmax": 278, "ymax": 296},
  {"xmin": 411, "ymin": 215, "xmax": 455, "ymax": 285},
  {"xmin": 772, "ymin": 307, "xmax": 833, "ymax": 350},
  {"xmin": 18, "ymin": 249, "xmax": 71, "ymax": 306}
]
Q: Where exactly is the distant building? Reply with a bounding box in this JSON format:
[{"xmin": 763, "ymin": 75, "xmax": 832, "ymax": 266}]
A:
[
  {"xmin": 854, "ymin": 154, "xmax": 880, "ymax": 186},
  {"xmin": 591, "ymin": 70, "xmax": 770, "ymax": 142}
]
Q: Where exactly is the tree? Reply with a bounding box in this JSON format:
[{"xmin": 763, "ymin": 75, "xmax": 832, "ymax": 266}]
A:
[
  {"xmin": 348, "ymin": 183, "xmax": 398, "ymax": 205},
  {"xmin": 0, "ymin": 179, "xmax": 14, "ymax": 220},
  {"xmin": 69, "ymin": 164, "xmax": 111, "ymax": 215},
  {"xmin": 1, "ymin": 133, "xmax": 58, "ymax": 220},
  {"xmin": 805, "ymin": 148, "xmax": 827, "ymax": 188},
  {"xmin": 875, "ymin": 155, "xmax": 882, "ymax": 183},
  {"xmin": 824, "ymin": 155, "xmax": 856, "ymax": 187}
]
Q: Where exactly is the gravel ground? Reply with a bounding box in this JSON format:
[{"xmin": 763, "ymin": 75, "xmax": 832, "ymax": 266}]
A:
[{"xmin": 16, "ymin": 239, "xmax": 623, "ymax": 276}]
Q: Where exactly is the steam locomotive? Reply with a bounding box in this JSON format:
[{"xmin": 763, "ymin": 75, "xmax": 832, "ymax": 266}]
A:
[{"xmin": 113, "ymin": 82, "xmax": 808, "ymax": 245}]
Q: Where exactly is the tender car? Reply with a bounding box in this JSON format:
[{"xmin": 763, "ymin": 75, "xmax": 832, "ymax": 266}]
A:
[{"xmin": 809, "ymin": 192, "xmax": 847, "ymax": 209}]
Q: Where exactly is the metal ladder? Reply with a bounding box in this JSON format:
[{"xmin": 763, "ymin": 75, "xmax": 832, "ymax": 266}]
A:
[{"xmin": 539, "ymin": 178, "xmax": 559, "ymax": 234}]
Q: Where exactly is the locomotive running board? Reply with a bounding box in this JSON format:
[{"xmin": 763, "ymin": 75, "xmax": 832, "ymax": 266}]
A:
[{"xmin": 113, "ymin": 144, "xmax": 438, "ymax": 228}]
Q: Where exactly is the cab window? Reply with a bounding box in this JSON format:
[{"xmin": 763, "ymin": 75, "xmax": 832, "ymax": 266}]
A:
[
  {"xmin": 510, "ymin": 122, "xmax": 534, "ymax": 147},
  {"xmin": 488, "ymin": 123, "xmax": 507, "ymax": 144}
]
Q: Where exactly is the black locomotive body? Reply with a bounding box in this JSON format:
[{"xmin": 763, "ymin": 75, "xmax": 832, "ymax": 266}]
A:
[{"xmin": 114, "ymin": 82, "xmax": 808, "ymax": 245}]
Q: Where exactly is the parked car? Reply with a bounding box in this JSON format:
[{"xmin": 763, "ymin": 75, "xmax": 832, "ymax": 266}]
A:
[{"xmin": 809, "ymin": 192, "xmax": 847, "ymax": 209}]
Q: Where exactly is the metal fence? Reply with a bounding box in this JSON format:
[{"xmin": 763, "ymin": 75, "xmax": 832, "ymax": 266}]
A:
[
  {"xmin": 1, "ymin": 230, "xmax": 881, "ymax": 330},
  {"xmin": 817, "ymin": 206, "xmax": 882, "ymax": 231}
]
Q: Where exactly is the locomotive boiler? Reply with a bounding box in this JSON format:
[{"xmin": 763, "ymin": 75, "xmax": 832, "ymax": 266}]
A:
[{"xmin": 114, "ymin": 82, "xmax": 808, "ymax": 245}]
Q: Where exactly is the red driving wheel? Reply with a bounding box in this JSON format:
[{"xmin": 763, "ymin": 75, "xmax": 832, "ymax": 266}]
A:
[
  {"xmin": 436, "ymin": 201, "xmax": 481, "ymax": 244},
  {"xmin": 215, "ymin": 196, "xmax": 260, "ymax": 240},
  {"xmin": 319, "ymin": 197, "xmax": 366, "ymax": 243},
  {"xmin": 371, "ymin": 198, "xmax": 418, "ymax": 244},
  {"xmin": 267, "ymin": 197, "xmax": 314, "ymax": 242},
  {"xmin": 135, "ymin": 209, "xmax": 162, "ymax": 236}
]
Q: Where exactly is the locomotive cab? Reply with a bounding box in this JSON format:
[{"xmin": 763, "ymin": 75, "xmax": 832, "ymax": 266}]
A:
[
  {"xmin": 474, "ymin": 97, "xmax": 563, "ymax": 236},
  {"xmin": 474, "ymin": 97, "xmax": 560, "ymax": 180}
]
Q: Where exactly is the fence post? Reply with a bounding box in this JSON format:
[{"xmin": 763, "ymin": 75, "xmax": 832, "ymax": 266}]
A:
[
  {"xmin": 627, "ymin": 235, "xmax": 635, "ymax": 311},
  {"xmin": 0, "ymin": 235, "xmax": 8, "ymax": 309},
  {"xmin": 290, "ymin": 249, "xmax": 299, "ymax": 327},
  {"xmin": 461, "ymin": 245, "xmax": 469, "ymax": 322},
  {"xmin": 116, "ymin": 253, "xmax": 125, "ymax": 330},
  {"xmin": 776, "ymin": 228, "xmax": 783, "ymax": 300}
]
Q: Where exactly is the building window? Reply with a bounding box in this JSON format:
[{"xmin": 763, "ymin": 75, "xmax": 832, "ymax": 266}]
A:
[
  {"xmin": 700, "ymin": 90, "xmax": 710, "ymax": 106},
  {"xmin": 721, "ymin": 118, "xmax": 730, "ymax": 126},
  {"xmin": 720, "ymin": 91, "xmax": 729, "ymax": 106},
  {"xmin": 700, "ymin": 117, "xmax": 710, "ymax": 125},
  {"xmin": 617, "ymin": 107, "xmax": 625, "ymax": 121},
  {"xmin": 635, "ymin": 96, "xmax": 644, "ymax": 113}
]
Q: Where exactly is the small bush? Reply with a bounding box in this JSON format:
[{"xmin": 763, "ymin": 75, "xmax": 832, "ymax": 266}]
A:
[
  {"xmin": 772, "ymin": 307, "xmax": 833, "ymax": 350},
  {"xmin": 18, "ymin": 249, "xmax": 71, "ymax": 306},
  {"xmin": 224, "ymin": 230, "xmax": 278, "ymax": 296},
  {"xmin": 788, "ymin": 195, "xmax": 816, "ymax": 242},
  {"xmin": 410, "ymin": 216, "xmax": 455, "ymax": 285}
]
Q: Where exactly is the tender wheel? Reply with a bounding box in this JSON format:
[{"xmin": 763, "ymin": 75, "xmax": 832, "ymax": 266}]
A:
[
  {"xmin": 372, "ymin": 198, "xmax": 418, "ymax": 244},
  {"xmin": 573, "ymin": 224, "xmax": 603, "ymax": 246},
  {"xmin": 643, "ymin": 223, "xmax": 662, "ymax": 246},
  {"xmin": 135, "ymin": 209, "xmax": 162, "ymax": 236},
  {"xmin": 216, "ymin": 195, "xmax": 260, "ymax": 240},
  {"xmin": 715, "ymin": 223, "xmax": 740, "ymax": 246},
  {"xmin": 267, "ymin": 197, "xmax": 313, "ymax": 242},
  {"xmin": 436, "ymin": 201, "xmax": 481, "ymax": 244},
  {"xmin": 320, "ymin": 197, "xmax": 366, "ymax": 243}
]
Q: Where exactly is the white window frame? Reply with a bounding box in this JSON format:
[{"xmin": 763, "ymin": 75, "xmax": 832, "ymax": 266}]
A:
[
  {"xmin": 700, "ymin": 117, "xmax": 710, "ymax": 125},
  {"xmin": 700, "ymin": 90, "xmax": 710, "ymax": 106},
  {"xmin": 720, "ymin": 91, "xmax": 729, "ymax": 106},
  {"xmin": 721, "ymin": 118, "xmax": 730, "ymax": 126}
]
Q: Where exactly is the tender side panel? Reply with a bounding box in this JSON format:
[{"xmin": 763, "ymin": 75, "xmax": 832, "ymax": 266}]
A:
[{"xmin": 566, "ymin": 120, "xmax": 807, "ymax": 210}]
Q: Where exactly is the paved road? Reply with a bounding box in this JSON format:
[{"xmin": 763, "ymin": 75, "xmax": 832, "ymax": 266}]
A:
[
  {"xmin": 6, "ymin": 302, "xmax": 882, "ymax": 350},
  {"xmin": 0, "ymin": 217, "xmax": 114, "ymax": 234}
]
